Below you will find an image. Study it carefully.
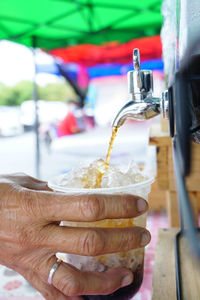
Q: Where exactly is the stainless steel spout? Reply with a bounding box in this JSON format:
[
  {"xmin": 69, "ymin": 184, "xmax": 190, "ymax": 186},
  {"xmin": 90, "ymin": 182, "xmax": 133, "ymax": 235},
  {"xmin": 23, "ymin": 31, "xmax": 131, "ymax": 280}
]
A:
[
  {"xmin": 112, "ymin": 48, "xmax": 166, "ymax": 128},
  {"xmin": 112, "ymin": 97, "xmax": 161, "ymax": 127}
]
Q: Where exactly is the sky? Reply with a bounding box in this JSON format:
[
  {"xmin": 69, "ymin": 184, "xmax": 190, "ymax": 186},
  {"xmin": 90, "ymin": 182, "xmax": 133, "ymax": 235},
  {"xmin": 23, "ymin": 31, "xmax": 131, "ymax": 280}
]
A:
[{"xmin": 0, "ymin": 40, "xmax": 61, "ymax": 86}]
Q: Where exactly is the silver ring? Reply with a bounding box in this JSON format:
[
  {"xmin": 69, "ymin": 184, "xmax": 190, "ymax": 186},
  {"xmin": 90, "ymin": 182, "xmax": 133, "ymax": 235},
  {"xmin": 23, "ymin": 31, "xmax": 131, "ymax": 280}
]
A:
[{"xmin": 48, "ymin": 259, "xmax": 62, "ymax": 285}]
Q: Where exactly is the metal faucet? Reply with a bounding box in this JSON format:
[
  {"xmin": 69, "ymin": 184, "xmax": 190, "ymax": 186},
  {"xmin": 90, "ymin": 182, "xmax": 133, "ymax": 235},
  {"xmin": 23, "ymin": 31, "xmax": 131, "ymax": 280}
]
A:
[{"xmin": 112, "ymin": 49, "xmax": 168, "ymax": 127}]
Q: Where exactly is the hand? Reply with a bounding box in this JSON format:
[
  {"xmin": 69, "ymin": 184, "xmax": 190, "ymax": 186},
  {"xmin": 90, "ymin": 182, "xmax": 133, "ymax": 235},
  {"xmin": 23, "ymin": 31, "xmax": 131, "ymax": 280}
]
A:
[{"xmin": 0, "ymin": 173, "xmax": 150, "ymax": 300}]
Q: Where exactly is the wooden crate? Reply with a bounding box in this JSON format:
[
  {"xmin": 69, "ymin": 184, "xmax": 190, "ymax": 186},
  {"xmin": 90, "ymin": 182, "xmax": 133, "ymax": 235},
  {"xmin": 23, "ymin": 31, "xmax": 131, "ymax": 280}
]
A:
[
  {"xmin": 149, "ymin": 121, "xmax": 200, "ymax": 226},
  {"xmin": 152, "ymin": 229, "xmax": 200, "ymax": 300},
  {"xmin": 148, "ymin": 180, "xmax": 168, "ymax": 211}
]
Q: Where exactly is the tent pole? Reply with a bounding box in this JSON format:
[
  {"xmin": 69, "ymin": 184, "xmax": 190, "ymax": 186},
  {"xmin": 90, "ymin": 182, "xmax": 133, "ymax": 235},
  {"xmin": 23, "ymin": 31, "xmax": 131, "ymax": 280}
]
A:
[{"xmin": 32, "ymin": 36, "xmax": 40, "ymax": 179}]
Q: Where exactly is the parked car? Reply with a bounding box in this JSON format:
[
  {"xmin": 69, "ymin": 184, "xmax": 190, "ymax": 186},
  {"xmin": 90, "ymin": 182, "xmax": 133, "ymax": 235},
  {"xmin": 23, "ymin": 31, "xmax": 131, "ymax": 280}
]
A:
[
  {"xmin": 0, "ymin": 106, "xmax": 23, "ymax": 137},
  {"xmin": 20, "ymin": 100, "xmax": 68, "ymax": 130}
]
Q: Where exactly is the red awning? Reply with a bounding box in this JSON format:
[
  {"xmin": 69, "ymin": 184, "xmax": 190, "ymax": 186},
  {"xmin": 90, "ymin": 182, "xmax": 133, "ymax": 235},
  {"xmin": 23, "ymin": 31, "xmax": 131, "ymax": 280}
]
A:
[{"xmin": 49, "ymin": 35, "xmax": 162, "ymax": 67}]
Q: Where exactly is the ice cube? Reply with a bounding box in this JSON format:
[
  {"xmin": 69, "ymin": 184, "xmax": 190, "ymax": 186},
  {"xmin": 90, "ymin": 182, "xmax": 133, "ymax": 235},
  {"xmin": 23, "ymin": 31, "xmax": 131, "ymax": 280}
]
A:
[{"xmin": 58, "ymin": 159, "xmax": 146, "ymax": 189}]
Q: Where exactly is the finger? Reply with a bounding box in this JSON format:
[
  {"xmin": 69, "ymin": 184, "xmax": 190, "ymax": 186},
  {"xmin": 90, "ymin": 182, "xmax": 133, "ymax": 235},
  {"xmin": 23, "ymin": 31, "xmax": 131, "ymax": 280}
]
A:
[
  {"xmin": 26, "ymin": 181, "xmax": 52, "ymax": 191},
  {"xmin": 23, "ymin": 268, "xmax": 82, "ymax": 300},
  {"xmin": 42, "ymin": 225, "xmax": 151, "ymax": 256},
  {"xmin": 22, "ymin": 270, "xmax": 70, "ymax": 300},
  {"xmin": 42, "ymin": 257, "xmax": 133, "ymax": 297},
  {"xmin": 12, "ymin": 173, "xmax": 51, "ymax": 191},
  {"xmin": 26, "ymin": 176, "xmax": 53, "ymax": 192},
  {"xmin": 26, "ymin": 191, "xmax": 148, "ymax": 222}
]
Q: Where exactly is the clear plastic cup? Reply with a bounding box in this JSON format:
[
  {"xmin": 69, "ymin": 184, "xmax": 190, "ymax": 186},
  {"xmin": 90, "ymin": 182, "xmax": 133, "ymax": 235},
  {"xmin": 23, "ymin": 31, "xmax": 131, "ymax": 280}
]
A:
[{"xmin": 48, "ymin": 175, "xmax": 153, "ymax": 300}]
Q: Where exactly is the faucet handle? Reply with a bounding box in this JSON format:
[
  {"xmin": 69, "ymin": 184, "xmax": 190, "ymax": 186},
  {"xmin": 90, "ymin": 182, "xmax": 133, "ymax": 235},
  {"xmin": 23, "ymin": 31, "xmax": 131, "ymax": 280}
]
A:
[
  {"xmin": 128, "ymin": 48, "xmax": 153, "ymax": 101},
  {"xmin": 133, "ymin": 48, "xmax": 140, "ymax": 70}
]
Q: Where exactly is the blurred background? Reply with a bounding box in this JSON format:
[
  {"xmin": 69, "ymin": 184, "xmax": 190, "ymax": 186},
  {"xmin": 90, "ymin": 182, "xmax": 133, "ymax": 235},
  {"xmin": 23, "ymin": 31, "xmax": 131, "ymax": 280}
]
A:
[{"xmin": 0, "ymin": 0, "xmax": 165, "ymax": 180}]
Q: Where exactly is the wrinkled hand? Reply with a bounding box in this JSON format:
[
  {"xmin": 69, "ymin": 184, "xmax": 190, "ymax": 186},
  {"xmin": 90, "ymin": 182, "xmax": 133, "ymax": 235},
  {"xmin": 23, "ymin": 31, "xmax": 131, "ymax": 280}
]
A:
[{"xmin": 0, "ymin": 173, "xmax": 151, "ymax": 300}]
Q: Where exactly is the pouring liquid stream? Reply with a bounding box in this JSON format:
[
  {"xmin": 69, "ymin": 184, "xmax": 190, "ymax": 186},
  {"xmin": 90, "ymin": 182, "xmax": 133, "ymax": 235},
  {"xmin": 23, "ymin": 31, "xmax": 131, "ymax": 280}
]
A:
[
  {"xmin": 106, "ymin": 126, "xmax": 119, "ymax": 167},
  {"xmin": 94, "ymin": 126, "xmax": 119, "ymax": 188}
]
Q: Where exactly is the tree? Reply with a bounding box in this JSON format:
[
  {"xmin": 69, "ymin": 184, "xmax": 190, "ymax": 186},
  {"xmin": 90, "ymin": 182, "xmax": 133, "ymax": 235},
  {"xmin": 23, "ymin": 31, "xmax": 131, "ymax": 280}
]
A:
[
  {"xmin": 38, "ymin": 82, "xmax": 76, "ymax": 102},
  {"xmin": 0, "ymin": 81, "xmax": 77, "ymax": 106}
]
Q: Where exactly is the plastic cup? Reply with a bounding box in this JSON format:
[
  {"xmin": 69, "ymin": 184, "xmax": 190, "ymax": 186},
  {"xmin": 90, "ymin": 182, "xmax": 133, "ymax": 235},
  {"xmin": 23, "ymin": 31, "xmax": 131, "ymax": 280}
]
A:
[{"xmin": 48, "ymin": 175, "xmax": 153, "ymax": 300}]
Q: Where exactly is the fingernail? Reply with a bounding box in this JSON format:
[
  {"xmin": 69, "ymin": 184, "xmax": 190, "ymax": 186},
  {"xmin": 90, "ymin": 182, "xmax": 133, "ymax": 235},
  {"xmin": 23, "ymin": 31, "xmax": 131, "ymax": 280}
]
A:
[
  {"xmin": 121, "ymin": 273, "xmax": 133, "ymax": 287},
  {"xmin": 137, "ymin": 198, "xmax": 147, "ymax": 212},
  {"xmin": 141, "ymin": 231, "xmax": 151, "ymax": 246}
]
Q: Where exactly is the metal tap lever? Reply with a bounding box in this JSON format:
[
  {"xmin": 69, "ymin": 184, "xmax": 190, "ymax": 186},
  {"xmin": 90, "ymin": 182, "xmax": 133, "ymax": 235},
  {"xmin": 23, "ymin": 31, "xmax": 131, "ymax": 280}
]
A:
[
  {"xmin": 133, "ymin": 48, "xmax": 140, "ymax": 70},
  {"xmin": 128, "ymin": 49, "xmax": 153, "ymax": 101},
  {"xmin": 133, "ymin": 48, "xmax": 143, "ymax": 91},
  {"xmin": 112, "ymin": 48, "xmax": 162, "ymax": 128}
]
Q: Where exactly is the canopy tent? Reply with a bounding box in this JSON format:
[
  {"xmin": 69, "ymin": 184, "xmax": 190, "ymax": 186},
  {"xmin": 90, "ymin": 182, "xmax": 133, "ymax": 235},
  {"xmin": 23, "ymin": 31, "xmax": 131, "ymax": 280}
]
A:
[
  {"xmin": 0, "ymin": 0, "xmax": 163, "ymax": 178},
  {"xmin": 0, "ymin": 0, "xmax": 162, "ymax": 49},
  {"xmin": 49, "ymin": 35, "xmax": 162, "ymax": 66},
  {"xmin": 37, "ymin": 58, "xmax": 163, "ymax": 80},
  {"xmin": 87, "ymin": 58, "xmax": 163, "ymax": 78},
  {"xmin": 38, "ymin": 34, "xmax": 163, "ymax": 83}
]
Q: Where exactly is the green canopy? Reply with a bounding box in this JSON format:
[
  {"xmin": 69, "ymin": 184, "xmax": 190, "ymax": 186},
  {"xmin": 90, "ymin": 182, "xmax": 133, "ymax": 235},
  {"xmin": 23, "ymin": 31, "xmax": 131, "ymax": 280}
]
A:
[{"xmin": 0, "ymin": 0, "xmax": 163, "ymax": 49}]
